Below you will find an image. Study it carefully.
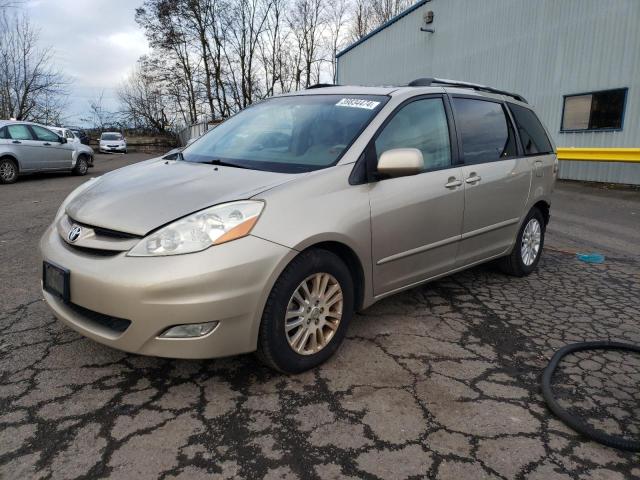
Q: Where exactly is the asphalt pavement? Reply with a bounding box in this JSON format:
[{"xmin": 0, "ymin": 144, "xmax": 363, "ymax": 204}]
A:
[{"xmin": 1, "ymin": 153, "xmax": 639, "ymax": 479}]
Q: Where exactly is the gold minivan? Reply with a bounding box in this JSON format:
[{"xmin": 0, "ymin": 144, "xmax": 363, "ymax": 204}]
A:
[{"xmin": 40, "ymin": 79, "xmax": 557, "ymax": 373}]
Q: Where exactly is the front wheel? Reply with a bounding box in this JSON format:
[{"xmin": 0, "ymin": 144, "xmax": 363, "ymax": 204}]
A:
[
  {"xmin": 498, "ymin": 207, "xmax": 545, "ymax": 277},
  {"xmin": 257, "ymin": 249, "xmax": 354, "ymax": 373},
  {"xmin": 73, "ymin": 157, "xmax": 88, "ymax": 176}
]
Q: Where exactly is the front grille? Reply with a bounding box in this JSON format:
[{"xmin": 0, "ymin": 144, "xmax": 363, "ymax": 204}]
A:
[
  {"xmin": 67, "ymin": 217, "xmax": 140, "ymax": 240},
  {"xmin": 68, "ymin": 302, "xmax": 131, "ymax": 333}
]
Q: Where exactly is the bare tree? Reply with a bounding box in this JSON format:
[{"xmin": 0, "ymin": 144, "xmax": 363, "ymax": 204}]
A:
[
  {"xmin": 0, "ymin": 12, "xmax": 68, "ymax": 121},
  {"xmin": 325, "ymin": 0, "xmax": 348, "ymax": 82},
  {"xmin": 118, "ymin": 63, "xmax": 170, "ymax": 133},
  {"xmin": 289, "ymin": 0, "xmax": 325, "ymax": 88}
]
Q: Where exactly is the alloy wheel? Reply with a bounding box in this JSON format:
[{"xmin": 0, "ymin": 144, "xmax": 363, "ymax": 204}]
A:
[
  {"xmin": 521, "ymin": 218, "xmax": 541, "ymax": 266},
  {"xmin": 0, "ymin": 161, "xmax": 16, "ymax": 182},
  {"xmin": 285, "ymin": 273, "xmax": 343, "ymax": 355}
]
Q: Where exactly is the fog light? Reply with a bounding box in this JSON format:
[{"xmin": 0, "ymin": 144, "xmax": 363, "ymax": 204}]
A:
[{"xmin": 158, "ymin": 321, "xmax": 219, "ymax": 338}]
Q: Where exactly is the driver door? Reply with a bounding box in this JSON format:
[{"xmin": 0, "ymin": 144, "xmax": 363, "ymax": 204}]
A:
[
  {"xmin": 29, "ymin": 125, "xmax": 73, "ymax": 170},
  {"xmin": 369, "ymin": 96, "xmax": 465, "ymax": 296}
]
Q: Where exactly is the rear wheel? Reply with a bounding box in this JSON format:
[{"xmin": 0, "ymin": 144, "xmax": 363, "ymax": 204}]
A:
[
  {"xmin": 73, "ymin": 156, "xmax": 88, "ymax": 176},
  {"xmin": 0, "ymin": 157, "xmax": 18, "ymax": 184},
  {"xmin": 498, "ymin": 207, "xmax": 545, "ymax": 276},
  {"xmin": 257, "ymin": 249, "xmax": 354, "ymax": 373}
]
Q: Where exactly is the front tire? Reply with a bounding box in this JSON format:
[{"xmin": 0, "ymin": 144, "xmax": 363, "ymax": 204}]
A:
[
  {"xmin": 0, "ymin": 157, "xmax": 18, "ymax": 184},
  {"xmin": 498, "ymin": 207, "xmax": 545, "ymax": 277},
  {"xmin": 73, "ymin": 156, "xmax": 88, "ymax": 176},
  {"xmin": 257, "ymin": 249, "xmax": 354, "ymax": 373}
]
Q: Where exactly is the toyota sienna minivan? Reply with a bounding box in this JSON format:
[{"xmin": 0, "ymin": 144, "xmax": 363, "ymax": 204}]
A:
[{"xmin": 40, "ymin": 79, "xmax": 557, "ymax": 373}]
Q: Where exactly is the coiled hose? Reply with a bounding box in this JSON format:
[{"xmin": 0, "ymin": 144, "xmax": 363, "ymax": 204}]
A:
[{"xmin": 542, "ymin": 341, "xmax": 640, "ymax": 452}]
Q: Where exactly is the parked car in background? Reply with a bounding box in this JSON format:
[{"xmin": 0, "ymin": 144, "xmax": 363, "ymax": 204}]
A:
[
  {"xmin": 99, "ymin": 132, "xmax": 127, "ymax": 154},
  {"xmin": 0, "ymin": 120, "xmax": 88, "ymax": 184},
  {"xmin": 65, "ymin": 126, "xmax": 90, "ymax": 145},
  {"xmin": 40, "ymin": 80, "xmax": 556, "ymax": 372},
  {"xmin": 49, "ymin": 126, "xmax": 94, "ymax": 169}
]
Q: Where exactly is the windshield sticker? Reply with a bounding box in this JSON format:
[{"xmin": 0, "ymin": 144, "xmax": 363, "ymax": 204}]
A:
[{"xmin": 336, "ymin": 98, "xmax": 381, "ymax": 110}]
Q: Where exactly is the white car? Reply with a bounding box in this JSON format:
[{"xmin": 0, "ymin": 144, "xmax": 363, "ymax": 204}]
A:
[
  {"xmin": 99, "ymin": 132, "xmax": 127, "ymax": 154},
  {"xmin": 48, "ymin": 126, "xmax": 94, "ymax": 170}
]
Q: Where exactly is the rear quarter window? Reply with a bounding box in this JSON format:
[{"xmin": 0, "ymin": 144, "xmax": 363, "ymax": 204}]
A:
[{"xmin": 508, "ymin": 103, "xmax": 553, "ymax": 155}]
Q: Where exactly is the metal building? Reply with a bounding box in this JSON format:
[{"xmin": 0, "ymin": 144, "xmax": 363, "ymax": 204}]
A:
[{"xmin": 336, "ymin": 0, "xmax": 640, "ymax": 184}]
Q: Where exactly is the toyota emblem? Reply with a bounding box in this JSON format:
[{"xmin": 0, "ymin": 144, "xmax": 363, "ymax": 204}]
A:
[{"xmin": 68, "ymin": 225, "xmax": 82, "ymax": 242}]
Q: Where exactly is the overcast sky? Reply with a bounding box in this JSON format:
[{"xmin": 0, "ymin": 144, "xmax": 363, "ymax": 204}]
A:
[{"xmin": 25, "ymin": 0, "xmax": 150, "ymax": 126}]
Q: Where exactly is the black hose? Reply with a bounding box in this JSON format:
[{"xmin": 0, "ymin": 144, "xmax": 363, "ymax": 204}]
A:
[{"xmin": 542, "ymin": 341, "xmax": 640, "ymax": 452}]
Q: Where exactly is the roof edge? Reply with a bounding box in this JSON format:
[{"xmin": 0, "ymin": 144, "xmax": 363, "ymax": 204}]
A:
[{"xmin": 336, "ymin": 0, "xmax": 428, "ymax": 59}]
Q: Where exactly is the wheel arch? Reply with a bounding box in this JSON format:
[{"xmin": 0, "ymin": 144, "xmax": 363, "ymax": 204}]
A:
[
  {"xmin": 532, "ymin": 200, "xmax": 550, "ymax": 227},
  {"xmin": 0, "ymin": 154, "xmax": 20, "ymax": 172},
  {"xmin": 299, "ymin": 241, "xmax": 366, "ymax": 312}
]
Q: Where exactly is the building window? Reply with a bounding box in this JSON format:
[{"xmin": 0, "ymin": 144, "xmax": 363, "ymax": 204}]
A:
[{"xmin": 561, "ymin": 88, "xmax": 627, "ymax": 132}]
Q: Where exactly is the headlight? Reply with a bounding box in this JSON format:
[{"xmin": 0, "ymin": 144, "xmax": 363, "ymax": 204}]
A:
[{"xmin": 128, "ymin": 200, "xmax": 264, "ymax": 257}]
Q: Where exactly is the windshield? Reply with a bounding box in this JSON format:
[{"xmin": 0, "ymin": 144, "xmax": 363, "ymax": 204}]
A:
[
  {"xmin": 101, "ymin": 133, "xmax": 122, "ymax": 141},
  {"xmin": 182, "ymin": 94, "xmax": 388, "ymax": 173}
]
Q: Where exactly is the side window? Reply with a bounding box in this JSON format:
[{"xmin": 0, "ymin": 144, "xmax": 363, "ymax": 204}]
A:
[
  {"xmin": 7, "ymin": 124, "xmax": 34, "ymax": 141},
  {"xmin": 31, "ymin": 125, "xmax": 60, "ymax": 142},
  {"xmin": 65, "ymin": 130, "xmax": 75, "ymax": 139},
  {"xmin": 508, "ymin": 103, "xmax": 553, "ymax": 155},
  {"xmin": 452, "ymin": 98, "xmax": 517, "ymax": 164},
  {"xmin": 375, "ymin": 98, "xmax": 451, "ymax": 171},
  {"xmin": 0, "ymin": 127, "xmax": 7, "ymax": 139}
]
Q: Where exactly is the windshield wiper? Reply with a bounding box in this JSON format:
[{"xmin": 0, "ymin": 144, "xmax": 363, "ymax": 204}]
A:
[{"xmin": 204, "ymin": 158, "xmax": 251, "ymax": 169}]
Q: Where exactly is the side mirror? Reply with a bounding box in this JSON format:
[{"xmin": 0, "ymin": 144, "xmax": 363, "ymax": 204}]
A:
[
  {"xmin": 376, "ymin": 148, "xmax": 424, "ymax": 178},
  {"xmin": 59, "ymin": 136, "xmax": 67, "ymax": 144}
]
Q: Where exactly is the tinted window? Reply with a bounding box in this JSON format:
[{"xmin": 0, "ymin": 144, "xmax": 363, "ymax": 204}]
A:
[
  {"xmin": 375, "ymin": 98, "xmax": 451, "ymax": 171},
  {"xmin": 0, "ymin": 127, "xmax": 7, "ymax": 139},
  {"xmin": 508, "ymin": 103, "xmax": 553, "ymax": 155},
  {"xmin": 561, "ymin": 88, "xmax": 626, "ymax": 131},
  {"xmin": 453, "ymin": 98, "xmax": 516, "ymax": 164},
  {"xmin": 31, "ymin": 125, "xmax": 59, "ymax": 142},
  {"xmin": 7, "ymin": 124, "xmax": 34, "ymax": 140}
]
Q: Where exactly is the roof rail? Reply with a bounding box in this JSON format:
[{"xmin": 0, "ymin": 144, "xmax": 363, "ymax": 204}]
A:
[
  {"xmin": 306, "ymin": 83, "xmax": 340, "ymax": 89},
  {"xmin": 407, "ymin": 77, "xmax": 527, "ymax": 103}
]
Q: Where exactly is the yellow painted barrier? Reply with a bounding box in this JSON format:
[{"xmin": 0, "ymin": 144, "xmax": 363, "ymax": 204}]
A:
[{"xmin": 557, "ymin": 148, "xmax": 640, "ymax": 163}]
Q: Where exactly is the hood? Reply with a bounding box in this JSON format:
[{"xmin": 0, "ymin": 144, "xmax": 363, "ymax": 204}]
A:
[{"xmin": 66, "ymin": 158, "xmax": 296, "ymax": 235}]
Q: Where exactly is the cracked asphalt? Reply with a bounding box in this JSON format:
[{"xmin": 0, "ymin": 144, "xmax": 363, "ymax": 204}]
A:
[{"xmin": 1, "ymin": 153, "xmax": 639, "ymax": 479}]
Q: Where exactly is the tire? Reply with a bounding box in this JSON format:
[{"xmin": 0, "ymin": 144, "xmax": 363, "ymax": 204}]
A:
[
  {"xmin": 0, "ymin": 157, "xmax": 18, "ymax": 184},
  {"xmin": 498, "ymin": 207, "xmax": 546, "ymax": 277},
  {"xmin": 124, "ymin": 149, "xmax": 127, "ymax": 154},
  {"xmin": 257, "ymin": 249, "xmax": 354, "ymax": 373},
  {"xmin": 73, "ymin": 156, "xmax": 88, "ymax": 176}
]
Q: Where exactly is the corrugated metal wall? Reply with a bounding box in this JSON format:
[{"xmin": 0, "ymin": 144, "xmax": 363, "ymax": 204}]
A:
[{"xmin": 337, "ymin": 0, "xmax": 640, "ymax": 184}]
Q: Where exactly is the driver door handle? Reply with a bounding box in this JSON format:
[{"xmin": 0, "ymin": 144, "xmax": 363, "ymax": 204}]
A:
[
  {"xmin": 465, "ymin": 174, "xmax": 482, "ymax": 184},
  {"xmin": 12, "ymin": 140, "xmax": 21, "ymax": 144},
  {"xmin": 43, "ymin": 142, "xmax": 51, "ymax": 146},
  {"xmin": 445, "ymin": 178, "xmax": 463, "ymax": 189}
]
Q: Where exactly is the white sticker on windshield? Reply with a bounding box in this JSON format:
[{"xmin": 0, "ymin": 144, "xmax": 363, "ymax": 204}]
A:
[{"xmin": 336, "ymin": 98, "xmax": 381, "ymax": 110}]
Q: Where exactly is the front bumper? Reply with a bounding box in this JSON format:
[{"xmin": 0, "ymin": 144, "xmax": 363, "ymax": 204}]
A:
[
  {"xmin": 99, "ymin": 145, "xmax": 126, "ymax": 152},
  {"xmin": 40, "ymin": 225, "xmax": 295, "ymax": 358}
]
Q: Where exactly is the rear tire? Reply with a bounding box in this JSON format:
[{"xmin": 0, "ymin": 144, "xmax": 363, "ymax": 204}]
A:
[
  {"xmin": 498, "ymin": 207, "xmax": 545, "ymax": 277},
  {"xmin": 73, "ymin": 156, "xmax": 88, "ymax": 176},
  {"xmin": 257, "ymin": 249, "xmax": 354, "ymax": 373},
  {"xmin": 0, "ymin": 157, "xmax": 18, "ymax": 184}
]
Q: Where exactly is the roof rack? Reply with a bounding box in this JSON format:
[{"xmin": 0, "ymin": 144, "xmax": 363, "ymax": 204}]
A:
[
  {"xmin": 306, "ymin": 83, "xmax": 340, "ymax": 89},
  {"xmin": 407, "ymin": 77, "xmax": 527, "ymax": 103}
]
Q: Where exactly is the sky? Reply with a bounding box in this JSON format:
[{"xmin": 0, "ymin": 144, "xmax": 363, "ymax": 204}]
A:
[{"xmin": 25, "ymin": 0, "xmax": 150, "ymax": 126}]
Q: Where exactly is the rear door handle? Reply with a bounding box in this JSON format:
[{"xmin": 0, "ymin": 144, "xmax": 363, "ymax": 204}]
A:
[
  {"xmin": 12, "ymin": 140, "xmax": 21, "ymax": 144},
  {"xmin": 43, "ymin": 142, "xmax": 51, "ymax": 146},
  {"xmin": 445, "ymin": 178, "xmax": 463, "ymax": 189},
  {"xmin": 465, "ymin": 174, "xmax": 481, "ymax": 184}
]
